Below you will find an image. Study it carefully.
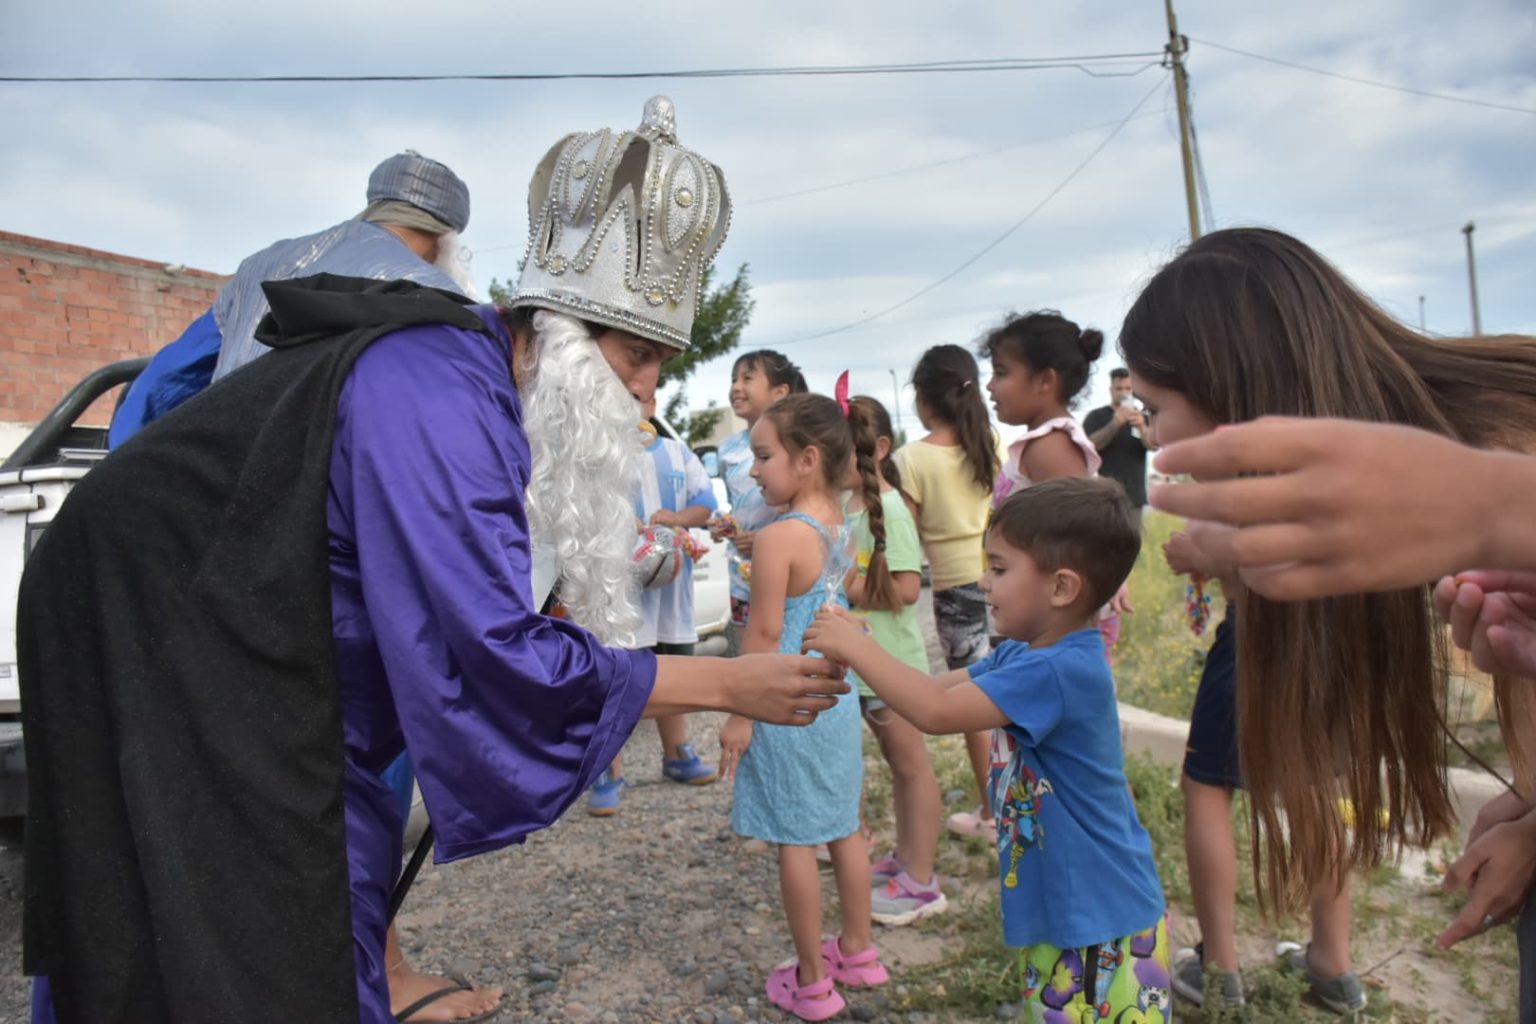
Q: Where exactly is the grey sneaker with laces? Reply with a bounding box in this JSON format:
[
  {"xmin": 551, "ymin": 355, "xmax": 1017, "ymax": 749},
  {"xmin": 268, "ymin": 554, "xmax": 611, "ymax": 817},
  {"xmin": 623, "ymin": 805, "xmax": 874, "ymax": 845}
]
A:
[
  {"xmin": 1171, "ymin": 945, "xmax": 1245, "ymax": 1009},
  {"xmin": 1276, "ymin": 941, "xmax": 1367, "ymax": 1015}
]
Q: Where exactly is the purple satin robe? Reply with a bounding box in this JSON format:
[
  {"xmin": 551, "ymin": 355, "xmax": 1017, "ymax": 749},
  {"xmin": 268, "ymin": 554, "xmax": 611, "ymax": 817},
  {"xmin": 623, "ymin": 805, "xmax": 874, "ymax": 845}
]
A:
[
  {"xmin": 327, "ymin": 311, "xmax": 655, "ymax": 1020},
  {"xmin": 33, "ymin": 309, "xmax": 653, "ymax": 1024}
]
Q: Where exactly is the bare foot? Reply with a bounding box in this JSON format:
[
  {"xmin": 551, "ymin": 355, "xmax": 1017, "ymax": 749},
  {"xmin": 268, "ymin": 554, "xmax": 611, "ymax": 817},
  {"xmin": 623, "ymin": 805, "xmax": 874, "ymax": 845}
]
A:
[{"xmin": 389, "ymin": 963, "xmax": 504, "ymax": 1023}]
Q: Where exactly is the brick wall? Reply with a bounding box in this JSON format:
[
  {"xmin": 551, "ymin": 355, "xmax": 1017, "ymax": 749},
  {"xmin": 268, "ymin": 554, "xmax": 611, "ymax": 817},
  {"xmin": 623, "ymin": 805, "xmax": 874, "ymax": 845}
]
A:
[{"xmin": 0, "ymin": 231, "xmax": 226, "ymax": 433}]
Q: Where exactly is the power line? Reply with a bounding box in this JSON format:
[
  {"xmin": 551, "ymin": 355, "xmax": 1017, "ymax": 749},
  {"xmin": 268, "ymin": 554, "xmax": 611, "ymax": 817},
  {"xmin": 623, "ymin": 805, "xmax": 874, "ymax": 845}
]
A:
[
  {"xmin": 0, "ymin": 52, "xmax": 1163, "ymax": 85},
  {"xmin": 1192, "ymin": 37, "xmax": 1536, "ymax": 116},
  {"xmin": 739, "ymin": 110, "xmax": 1164, "ymax": 208},
  {"xmin": 471, "ymin": 110, "xmax": 1168, "ymax": 255},
  {"xmin": 770, "ymin": 81, "xmax": 1164, "ymax": 348}
]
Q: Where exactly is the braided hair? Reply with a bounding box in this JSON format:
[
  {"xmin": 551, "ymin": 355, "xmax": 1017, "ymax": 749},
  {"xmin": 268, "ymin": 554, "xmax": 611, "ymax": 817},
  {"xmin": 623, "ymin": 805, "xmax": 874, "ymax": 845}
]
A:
[{"xmin": 846, "ymin": 396, "xmax": 902, "ymax": 614}]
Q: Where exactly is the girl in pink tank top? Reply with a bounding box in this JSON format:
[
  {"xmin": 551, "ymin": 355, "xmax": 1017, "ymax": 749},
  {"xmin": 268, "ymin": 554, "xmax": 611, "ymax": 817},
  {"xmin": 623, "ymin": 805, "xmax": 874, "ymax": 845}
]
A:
[
  {"xmin": 980, "ymin": 311, "xmax": 1128, "ymax": 654},
  {"xmin": 980, "ymin": 310, "xmax": 1105, "ymax": 500}
]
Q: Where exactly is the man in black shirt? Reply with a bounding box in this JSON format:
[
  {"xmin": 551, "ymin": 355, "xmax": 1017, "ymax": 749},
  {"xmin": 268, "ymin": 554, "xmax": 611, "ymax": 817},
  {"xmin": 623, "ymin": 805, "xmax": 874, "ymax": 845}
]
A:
[{"xmin": 1084, "ymin": 367, "xmax": 1154, "ymax": 530}]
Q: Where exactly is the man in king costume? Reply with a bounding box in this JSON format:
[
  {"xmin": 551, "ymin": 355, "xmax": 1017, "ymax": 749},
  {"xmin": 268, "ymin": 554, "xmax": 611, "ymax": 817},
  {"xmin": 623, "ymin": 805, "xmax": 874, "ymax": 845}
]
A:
[{"xmin": 20, "ymin": 97, "xmax": 843, "ymax": 1024}]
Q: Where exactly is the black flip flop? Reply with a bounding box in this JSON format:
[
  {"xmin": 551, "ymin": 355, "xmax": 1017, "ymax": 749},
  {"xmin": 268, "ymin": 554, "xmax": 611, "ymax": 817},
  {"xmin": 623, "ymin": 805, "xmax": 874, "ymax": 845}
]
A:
[{"xmin": 393, "ymin": 975, "xmax": 504, "ymax": 1023}]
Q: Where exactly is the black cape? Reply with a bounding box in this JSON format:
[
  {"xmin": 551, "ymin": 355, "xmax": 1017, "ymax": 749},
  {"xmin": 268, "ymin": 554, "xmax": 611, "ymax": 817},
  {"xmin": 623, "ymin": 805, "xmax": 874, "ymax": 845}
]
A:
[{"xmin": 19, "ymin": 275, "xmax": 490, "ymax": 1023}]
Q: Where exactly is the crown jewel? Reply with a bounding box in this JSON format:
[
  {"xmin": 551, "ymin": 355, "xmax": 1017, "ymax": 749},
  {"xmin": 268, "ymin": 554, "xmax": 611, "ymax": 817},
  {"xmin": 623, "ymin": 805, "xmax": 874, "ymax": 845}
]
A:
[{"xmin": 509, "ymin": 96, "xmax": 731, "ymax": 350}]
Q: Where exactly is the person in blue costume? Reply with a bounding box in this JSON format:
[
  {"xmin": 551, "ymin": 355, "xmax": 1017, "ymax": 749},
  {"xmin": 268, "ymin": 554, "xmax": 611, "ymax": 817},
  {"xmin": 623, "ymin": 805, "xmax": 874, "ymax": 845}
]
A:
[
  {"xmin": 22, "ymin": 98, "xmax": 846, "ymax": 1024},
  {"xmin": 107, "ymin": 150, "xmax": 476, "ymax": 448}
]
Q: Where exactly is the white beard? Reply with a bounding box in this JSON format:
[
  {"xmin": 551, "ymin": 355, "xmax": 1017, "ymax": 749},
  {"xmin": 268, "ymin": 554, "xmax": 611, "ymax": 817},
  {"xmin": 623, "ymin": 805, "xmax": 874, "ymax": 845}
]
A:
[
  {"xmin": 520, "ymin": 310, "xmax": 643, "ymax": 644},
  {"xmin": 433, "ymin": 231, "xmax": 479, "ymax": 299}
]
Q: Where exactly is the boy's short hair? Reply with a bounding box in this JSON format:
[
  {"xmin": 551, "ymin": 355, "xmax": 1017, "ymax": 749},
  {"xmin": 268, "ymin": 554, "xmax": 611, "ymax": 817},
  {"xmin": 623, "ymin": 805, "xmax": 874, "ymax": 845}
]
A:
[
  {"xmin": 988, "ymin": 477, "xmax": 1140, "ymax": 608},
  {"xmin": 1109, "ymin": 367, "xmax": 1131, "ymax": 381}
]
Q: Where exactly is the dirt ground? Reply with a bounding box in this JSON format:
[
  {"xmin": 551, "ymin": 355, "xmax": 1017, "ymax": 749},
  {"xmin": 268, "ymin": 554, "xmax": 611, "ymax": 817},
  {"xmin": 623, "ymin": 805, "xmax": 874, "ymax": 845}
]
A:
[{"xmin": 0, "ymin": 586, "xmax": 1521, "ymax": 1022}]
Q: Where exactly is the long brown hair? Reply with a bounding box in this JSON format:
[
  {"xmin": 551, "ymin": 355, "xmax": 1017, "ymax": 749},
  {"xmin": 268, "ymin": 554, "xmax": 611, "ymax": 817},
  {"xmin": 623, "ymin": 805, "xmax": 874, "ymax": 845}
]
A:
[
  {"xmin": 910, "ymin": 345, "xmax": 997, "ymax": 493},
  {"xmin": 1121, "ymin": 226, "xmax": 1536, "ymax": 910},
  {"xmin": 764, "ymin": 393, "xmax": 900, "ymax": 613}
]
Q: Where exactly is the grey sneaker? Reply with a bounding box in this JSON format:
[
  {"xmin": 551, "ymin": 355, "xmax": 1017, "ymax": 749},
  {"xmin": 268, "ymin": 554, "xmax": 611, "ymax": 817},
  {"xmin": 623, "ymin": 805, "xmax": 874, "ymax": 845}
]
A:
[
  {"xmin": 1276, "ymin": 942, "xmax": 1367, "ymax": 1014},
  {"xmin": 869, "ymin": 870, "xmax": 948, "ymax": 926},
  {"xmin": 1171, "ymin": 945, "xmax": 1244, "ymax": 1008}
]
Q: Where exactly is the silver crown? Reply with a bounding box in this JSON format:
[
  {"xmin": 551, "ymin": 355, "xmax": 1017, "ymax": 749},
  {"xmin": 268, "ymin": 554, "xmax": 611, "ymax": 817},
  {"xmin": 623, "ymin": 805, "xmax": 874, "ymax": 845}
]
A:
[{"xmin": 509, "ymin": 96, "xmax": 731, "ymax": 350}]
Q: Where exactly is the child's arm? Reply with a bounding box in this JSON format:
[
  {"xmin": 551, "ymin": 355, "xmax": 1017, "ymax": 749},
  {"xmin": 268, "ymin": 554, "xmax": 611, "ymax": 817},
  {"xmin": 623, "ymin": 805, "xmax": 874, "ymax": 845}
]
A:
[
  {"xmin": 803, "ymin": 607, "xmax": 1009, "ymax": 735},
  {"xmin": 1019, "ymin": 430, "xmax": 1090, "ymax": 482},
  {"xmin": 720, "ymin": 520, "xmax": 796, "ymax": 779}
]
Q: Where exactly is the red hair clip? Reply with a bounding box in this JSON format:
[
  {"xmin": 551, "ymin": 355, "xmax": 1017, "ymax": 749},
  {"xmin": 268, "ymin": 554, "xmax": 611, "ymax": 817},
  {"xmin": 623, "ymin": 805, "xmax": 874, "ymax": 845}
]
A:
[{"xmin": 834, "ymin": 370, "xmax": 850, "ymax": 418}]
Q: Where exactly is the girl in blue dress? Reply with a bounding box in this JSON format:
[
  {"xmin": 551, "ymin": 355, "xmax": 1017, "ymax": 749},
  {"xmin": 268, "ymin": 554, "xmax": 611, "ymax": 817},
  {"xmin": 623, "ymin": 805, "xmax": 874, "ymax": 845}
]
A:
[{"xmin": 719, "ymin": 389, "xmax": 893, "ymax": 1021}]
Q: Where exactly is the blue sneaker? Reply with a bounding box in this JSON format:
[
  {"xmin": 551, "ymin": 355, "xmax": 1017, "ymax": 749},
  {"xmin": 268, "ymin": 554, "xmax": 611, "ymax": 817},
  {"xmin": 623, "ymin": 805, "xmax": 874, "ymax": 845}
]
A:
[
  {"xmin": 587, "ymin": 770, "xmax": 625, "ymax": 816},
  {"xmin": 662, "ymin": 742, "xmax": 718, "ymax": 785}
]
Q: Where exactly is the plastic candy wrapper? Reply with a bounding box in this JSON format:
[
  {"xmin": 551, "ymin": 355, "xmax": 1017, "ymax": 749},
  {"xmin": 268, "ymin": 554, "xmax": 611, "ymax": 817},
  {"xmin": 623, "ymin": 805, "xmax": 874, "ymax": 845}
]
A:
[
  {"xmin": 677, "ymin": 529, "xmax": 710, "ymax": 563},
  {"xmin": 631, "ymin": 525, "xmax": 685, "ymax": 590},
  {"xmin": 817, "ymin": 523, "xmax": 858, "ymax": 612},
  {"xmin": 1185, "ymin": 573, "xmax": 1213, "ymax": 637},
  {"xmin": 710, "ymin": 513, "xmax": 740, "ymax": 539}
]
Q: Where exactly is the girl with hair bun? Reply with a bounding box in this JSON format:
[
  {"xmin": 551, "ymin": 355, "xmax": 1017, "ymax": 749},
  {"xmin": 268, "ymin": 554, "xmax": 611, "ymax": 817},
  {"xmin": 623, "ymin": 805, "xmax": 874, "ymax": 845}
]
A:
[{"xmin": 981, "ymin": 310, "xmax": 1104, "ymax": 499}]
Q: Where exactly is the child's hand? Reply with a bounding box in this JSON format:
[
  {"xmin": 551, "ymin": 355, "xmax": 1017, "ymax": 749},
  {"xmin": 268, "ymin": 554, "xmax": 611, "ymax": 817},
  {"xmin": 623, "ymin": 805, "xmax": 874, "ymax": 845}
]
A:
[
  {"xmin": 1108, "ymin": 581, "xmax": 1135, "ymax": 616},
  {"xmin": 1164, "ymin": 530, "xmax": 1211, "ymax": 577},
  {"xmin": 802, "ymin": 605, "xmax": 870, "ymax": 665},
  {"xmin": 650, "ymin": 509, "xmax": 678, "ymax": 529},
  {"xmin": 733, "ymin": 530, "xmax": 757, "ymax": 558},
  {"xmin": 718, "ymin": 715, "xmax": 754, "ymax": 781},
  {"xmin": 1434, "ymin": 571, "xmax": 1536, "ymax": 677}
]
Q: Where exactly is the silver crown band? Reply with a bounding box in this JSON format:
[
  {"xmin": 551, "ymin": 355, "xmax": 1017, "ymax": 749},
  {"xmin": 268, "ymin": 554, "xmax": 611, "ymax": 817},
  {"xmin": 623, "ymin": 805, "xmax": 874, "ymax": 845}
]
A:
[{"xmin": 508, "ymin": 97, "xmax": 731, "ymax": 351}]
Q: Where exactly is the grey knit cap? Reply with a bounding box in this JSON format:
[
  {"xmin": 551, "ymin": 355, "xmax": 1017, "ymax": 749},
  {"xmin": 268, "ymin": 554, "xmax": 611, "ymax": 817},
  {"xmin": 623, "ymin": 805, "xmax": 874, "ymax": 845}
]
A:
[{"xmin": 366, "ymin": 151, "xmax": 471, "ymax": 233}]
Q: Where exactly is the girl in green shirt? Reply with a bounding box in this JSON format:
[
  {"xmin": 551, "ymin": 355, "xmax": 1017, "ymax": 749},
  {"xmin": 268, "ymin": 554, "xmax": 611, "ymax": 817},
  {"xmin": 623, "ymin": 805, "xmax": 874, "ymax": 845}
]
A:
[{"xmin": 845, "ymin": 396, "xmax": 948, "ymax": 926}]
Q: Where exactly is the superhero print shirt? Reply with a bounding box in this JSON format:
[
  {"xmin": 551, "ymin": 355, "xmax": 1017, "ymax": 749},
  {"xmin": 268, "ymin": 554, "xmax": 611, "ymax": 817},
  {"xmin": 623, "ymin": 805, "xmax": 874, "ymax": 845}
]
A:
[{"xmin": 970, "ymin": 631, "xmax": 1166, "ymax": 950}]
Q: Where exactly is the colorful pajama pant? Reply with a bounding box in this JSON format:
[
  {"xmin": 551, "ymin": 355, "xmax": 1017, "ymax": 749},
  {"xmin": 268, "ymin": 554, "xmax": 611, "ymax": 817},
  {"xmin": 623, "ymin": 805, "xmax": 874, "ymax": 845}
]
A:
[{"xmin": 1017, "ymin": 916, "xmax": 1171, "ymax": 1023}]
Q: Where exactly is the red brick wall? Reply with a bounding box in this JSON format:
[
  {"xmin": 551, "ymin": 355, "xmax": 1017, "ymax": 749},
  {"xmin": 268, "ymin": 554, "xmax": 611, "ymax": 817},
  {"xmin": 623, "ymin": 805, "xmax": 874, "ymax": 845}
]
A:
[{"xmin": 0, "ymin": 231, "xmax": 226, "ymax": 428}]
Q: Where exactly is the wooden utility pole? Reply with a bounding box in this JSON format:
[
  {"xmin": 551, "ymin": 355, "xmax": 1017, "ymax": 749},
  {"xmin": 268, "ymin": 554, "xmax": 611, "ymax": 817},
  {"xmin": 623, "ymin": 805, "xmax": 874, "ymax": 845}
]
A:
[
  {"xmin": 1165, "ymin": 0, "xmax": 1202, "ymax": 240},
  {"xmin": 1462, "ymin": 222, "xmax": 1483, "ymax": 335}
]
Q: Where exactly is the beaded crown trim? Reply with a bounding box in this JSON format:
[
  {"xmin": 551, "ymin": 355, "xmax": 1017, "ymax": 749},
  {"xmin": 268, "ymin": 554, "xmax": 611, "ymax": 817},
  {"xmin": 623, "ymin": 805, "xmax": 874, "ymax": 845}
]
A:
[{"xmin": 508, "ymin": 96, "xmax": 731, "ymax": 351}]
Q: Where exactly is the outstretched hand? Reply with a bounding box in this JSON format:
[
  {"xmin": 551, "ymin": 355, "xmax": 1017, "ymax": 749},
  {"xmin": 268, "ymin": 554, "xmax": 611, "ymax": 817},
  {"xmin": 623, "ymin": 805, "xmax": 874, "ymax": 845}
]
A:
[
  {"xmin": 1433, "ymin": 571, "xmax": 1536, "ymax": 677},
  {"xmin": 1148, "ymin": 418, "xmax": 1496, "ymax": 600},
  {"xmin": 723, "ymin": 654, "xmax": 849, "ymax": 726},
  {"xmin": 801, "ymin": 605, "xmax": 871, "ymax": 666}
]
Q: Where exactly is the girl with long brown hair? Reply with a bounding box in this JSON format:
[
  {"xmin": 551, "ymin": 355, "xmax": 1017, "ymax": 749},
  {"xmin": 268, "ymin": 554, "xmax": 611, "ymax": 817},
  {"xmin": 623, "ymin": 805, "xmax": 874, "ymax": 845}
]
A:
[
  {"xmin": 1120, "ymin": 226, "xmax": 1536, "ymax": 1011},
  {"xmin": 894, "ymin": 345, "xmax": 1002, "ymax": 839}
]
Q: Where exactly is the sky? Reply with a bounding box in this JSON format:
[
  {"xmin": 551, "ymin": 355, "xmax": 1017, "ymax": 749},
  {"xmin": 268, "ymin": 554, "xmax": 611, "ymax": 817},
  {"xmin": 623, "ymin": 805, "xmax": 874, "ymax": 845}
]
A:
[{"xmin": 2, "ymin": 0, "xmax": 1533, "ymax": 434}]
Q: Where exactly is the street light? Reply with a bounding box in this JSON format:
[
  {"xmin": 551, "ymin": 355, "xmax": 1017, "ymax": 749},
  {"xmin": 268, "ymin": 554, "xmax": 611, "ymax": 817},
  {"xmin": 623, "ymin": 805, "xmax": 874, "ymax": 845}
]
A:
[{"xmin": 888, "ymin": 369, "xmax": 905, "ymax": 437}]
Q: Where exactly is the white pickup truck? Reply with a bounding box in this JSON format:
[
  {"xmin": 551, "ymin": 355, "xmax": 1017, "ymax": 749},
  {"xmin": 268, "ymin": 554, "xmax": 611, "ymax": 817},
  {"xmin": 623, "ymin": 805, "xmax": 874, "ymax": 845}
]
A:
[{"xmin": 0, "ymin": 360, "xmax": 731, "ymax": 822}]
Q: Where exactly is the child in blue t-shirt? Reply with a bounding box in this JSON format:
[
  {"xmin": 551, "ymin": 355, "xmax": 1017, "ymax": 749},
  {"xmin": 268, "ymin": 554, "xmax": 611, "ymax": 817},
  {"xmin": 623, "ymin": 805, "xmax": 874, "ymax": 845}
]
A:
[{"xmin": 805, "ymin": 476, "xmax": 1171, "ymax": 1023}]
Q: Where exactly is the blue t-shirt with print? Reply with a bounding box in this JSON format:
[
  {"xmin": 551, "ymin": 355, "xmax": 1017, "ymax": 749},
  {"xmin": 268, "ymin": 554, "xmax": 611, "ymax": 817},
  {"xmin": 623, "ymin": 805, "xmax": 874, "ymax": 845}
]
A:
[{"xmin": 970, "ymin": 630, "xmax": 1165, "ymax": 950}]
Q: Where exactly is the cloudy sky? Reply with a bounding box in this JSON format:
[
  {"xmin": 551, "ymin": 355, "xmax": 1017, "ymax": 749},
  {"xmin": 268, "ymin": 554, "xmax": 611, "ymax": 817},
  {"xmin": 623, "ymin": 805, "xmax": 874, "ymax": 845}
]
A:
[{"xmin": 3, "ymin": 0, "xmax": 1532, "ymax": 431}]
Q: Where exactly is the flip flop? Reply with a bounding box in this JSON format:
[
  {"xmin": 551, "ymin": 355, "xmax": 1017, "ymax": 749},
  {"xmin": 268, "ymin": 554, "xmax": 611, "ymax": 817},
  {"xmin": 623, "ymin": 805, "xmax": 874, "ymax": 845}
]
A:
[{"xmin": 394, "ymin": 975, "xmax": 504, "ymax": 1023}]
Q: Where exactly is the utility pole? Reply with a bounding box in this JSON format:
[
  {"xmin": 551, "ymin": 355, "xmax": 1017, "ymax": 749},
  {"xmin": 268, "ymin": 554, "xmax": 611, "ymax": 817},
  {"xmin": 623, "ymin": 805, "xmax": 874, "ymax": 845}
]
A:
[
  {"xmin": 1462, "ymin": 222, "xmax": 1483, "ymax": 335},
  {"xmin": 888, "ymin": 368, "xmax": 905, "ymax": 437},
  {"xmin": 1418, "ymin": 295, "xmax": 1426, "ymax": 330},
  {"xmin": 1165, "ymin": 0, "xmax": 1202, "ymax": 241}
]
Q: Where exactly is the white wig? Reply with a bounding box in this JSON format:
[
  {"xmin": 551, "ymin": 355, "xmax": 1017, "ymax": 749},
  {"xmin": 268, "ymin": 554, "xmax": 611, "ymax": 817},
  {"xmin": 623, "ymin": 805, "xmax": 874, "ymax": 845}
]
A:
[
  {"xmin": 520, "ymin": 309, "xmax": 643, "ymax": 643},
  {"xmin": 433, "ymin": 231, "xmax": 479, "ymax": 299}
]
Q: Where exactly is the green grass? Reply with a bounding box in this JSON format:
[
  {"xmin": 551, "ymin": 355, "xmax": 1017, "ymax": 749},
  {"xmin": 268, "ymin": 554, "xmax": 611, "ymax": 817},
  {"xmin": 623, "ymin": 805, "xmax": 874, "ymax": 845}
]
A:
[
  {"xmin": 849, "ymin": 508, "xmax": 1520, "ymax": 1020},
  {"xmin": 1114, "ymin": 509, "xmax": 1221, "ymax": 719}
]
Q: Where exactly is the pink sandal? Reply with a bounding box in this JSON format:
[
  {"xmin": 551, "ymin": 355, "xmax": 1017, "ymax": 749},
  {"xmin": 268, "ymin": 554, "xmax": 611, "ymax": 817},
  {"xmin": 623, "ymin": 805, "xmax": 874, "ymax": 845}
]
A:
[
  {"xmin": 766, "ymin": 963, "xmax": 845, "ymax": 1021},
  {"xmin": 821, "ymin": 936, "xmax": 889, "ymax": 988}
]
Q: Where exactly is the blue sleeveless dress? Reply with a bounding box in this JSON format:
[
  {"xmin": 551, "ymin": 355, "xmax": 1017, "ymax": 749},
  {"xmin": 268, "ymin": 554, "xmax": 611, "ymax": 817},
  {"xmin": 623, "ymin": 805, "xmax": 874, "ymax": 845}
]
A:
[{"xmin": 730, "ymin": 512, "xmax": 863, "ymax": 845}]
